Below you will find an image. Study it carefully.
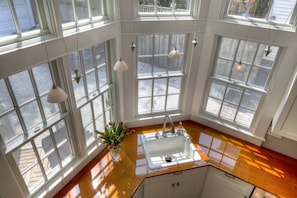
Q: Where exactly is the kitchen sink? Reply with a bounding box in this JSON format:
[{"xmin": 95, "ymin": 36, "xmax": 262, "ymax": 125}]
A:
[{"xmin": 140, "ymin": 130, "xmax": 201, "ymax": 169}]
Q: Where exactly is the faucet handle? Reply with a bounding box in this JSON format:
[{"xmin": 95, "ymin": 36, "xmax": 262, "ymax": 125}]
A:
[{"xmin": 177, "ymin": 121, "xmax": 183, "ymax": 135}]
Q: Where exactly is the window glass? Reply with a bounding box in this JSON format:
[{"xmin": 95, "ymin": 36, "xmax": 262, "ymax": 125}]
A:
[
  {"xmin": 226, "ymin": 0, "xmax": 297, "ymax": 24},
  {"xmin": 137, "ymin": 34, "xmax": 187, "ymax": 115},
  {"xmin": 138, "ymin": 0, "xmax": 193, "ymax": 15},
  {"xmin": 58, "ymin": 0, "xmax": 75, "ymax": 24},
  {"xmin": 205, "ymin": 36, "xmax": 279, "ymax": 128}
]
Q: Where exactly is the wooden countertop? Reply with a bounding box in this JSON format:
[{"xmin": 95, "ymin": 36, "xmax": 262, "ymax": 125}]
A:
[{"xmin": 54, "ymin": 120, "xmax": 297, "ymax": 198}]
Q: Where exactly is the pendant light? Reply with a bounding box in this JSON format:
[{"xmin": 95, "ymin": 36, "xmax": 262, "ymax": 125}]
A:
[
  {"xmin": 264, "ymin": 45, "xmax": 272, "ymax": 56},
  {"xmin": 235, "ymin": 61, "xmax": 244, "ymax": 72},
  {"xmin": 47, "ymin": 84, "xmax": 68, "ymax": 103},
  {"xmin": 43, "ymin": 32, "xmax": 68, "ymax": 103},
  {"xmin": 168, "ymin": 47, "xmax": 181, "ymax": 59},
  {"xmin": 192, "ymin": 38, "xmax": 199, "ymax": 48},
  {"xmin": 114, "ymin": 57, "xmax": 128, "ymax": 72}
]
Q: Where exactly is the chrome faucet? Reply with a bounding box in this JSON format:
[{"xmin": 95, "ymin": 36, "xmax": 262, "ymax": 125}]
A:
[{"xmin": 162, "ymin": 115, "xmax": 175, "ymax": 138}]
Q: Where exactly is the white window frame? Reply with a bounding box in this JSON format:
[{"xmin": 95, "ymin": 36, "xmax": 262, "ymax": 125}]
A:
[
  {"xmin": 203, "ymin": 36, "xmax": 280, "ymax": 130},
  {"xmin": 136, "ymin": 34, "xmax": 188, "ymax": 116},
  {"xmin": 222, "ymin": 0, "xmax": 297, "ymax": 28}
]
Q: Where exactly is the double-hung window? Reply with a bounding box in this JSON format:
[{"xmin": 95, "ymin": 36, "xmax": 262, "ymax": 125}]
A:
[
  {"xmin": 0, "ymin": 0, "xmax": 48, "ymax": 45},
  {"xmin": 137, "ymin": 34, "xmax": 187, "ymax": 115},
  {"xmin": 57, "ymin": 0, "xmax": 107, "ymax": 30},
  {"xmin": 204, "ymin": 37, "xmax": 280, "ymax": 128},
  {"xmin": 225, "ymin": 0, "xmax": 297, "ymax": 25},
  {"xmin": 0, "ymin": 62, "xmax": 74, "ymax": 194},
  {"xmin": 138, "ymin": 0, "xmax": 194, "ymax": 15},
  {"xmin": 68, "ymin": 41, "xmax": 113, "ymax": 148}
]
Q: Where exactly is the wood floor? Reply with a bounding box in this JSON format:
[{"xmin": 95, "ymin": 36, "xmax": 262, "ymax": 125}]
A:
[{"xmin": 54, "ymin": 120, "xmax": 297, "ymax": 198}]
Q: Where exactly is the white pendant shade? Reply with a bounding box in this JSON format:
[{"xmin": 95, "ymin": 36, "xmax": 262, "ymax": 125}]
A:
[
  {"xmin": 47, "ymin": 84, "xmax": 68, "ymax": 103},
  {"xmin": 114, "ymin": 57, "xmax": 128, "ymax": 72},
  {"xmin": 168, "ymin": 48, "xmax": 180, "ymax": 59}
]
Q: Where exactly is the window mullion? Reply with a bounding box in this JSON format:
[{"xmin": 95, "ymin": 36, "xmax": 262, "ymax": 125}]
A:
[
  {"xmin": 233, "ymin": 88, "xmax": 246, "ymax": 123},
  {"xmin": 80, "ymin": 51, "xmax": 89, "ymax": 96},
  {"xmin": 164, "ymin": 78, "xmax": 169, "ymax": 111},
  {"xmin": 4, "ymin": 78, "xmax": 28, "ymax": 135},
  {"xmin": 72, "ymin": 0, "xmax": 78, "ymax": 24},
  {"xmin": 31, "ymin": 140, "xmax": 48, "ymax": 182},
  {"xmin": 87, "ymin": 0, "xmax": 91, "ymax": 19},
  {"xmin": 7, "ymin": 0, "xmax": 21, "ymax": 35},
  {"xmin": 49, "ymin": 128, "xmax": 64, "ymax": 169},
  {"xmin": 28, "ymin": 69, "xmax": 47, "ymax": 123},
  {"xmin": 33, "ymin": 0, "xmax": 44, "ymax": 30},
  {"xmin": 218, "ymin": 82, "xmax": 229, "ymax": 118},
  {"xmin": 245, "ymin": 43, "xmax": 259, "ymax": 85},
  {"xmin": 93, "ymin": 45, "xmax": 100, "ymax": 92},
  {"xmin": 151, "ymin": 79, "xmax": 155, "ymax": 112}
]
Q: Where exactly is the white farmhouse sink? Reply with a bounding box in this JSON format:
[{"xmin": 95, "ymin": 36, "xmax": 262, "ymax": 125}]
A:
[{"xmin": 140, "ymin": 130, "xmax": 201, "ymax": 169}]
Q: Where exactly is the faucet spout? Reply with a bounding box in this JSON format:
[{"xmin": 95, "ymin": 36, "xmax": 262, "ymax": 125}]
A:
[{"xmin": 162, "ymin": 115, "xmax": 175, "ymax": 137}]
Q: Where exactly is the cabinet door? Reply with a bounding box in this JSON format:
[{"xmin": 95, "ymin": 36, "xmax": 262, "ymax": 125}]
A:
[
  {"xmin": 174, "ymin": 167, "xmax": 208, "ymax": 198},
  {"xmin": 143, "ymin": 174, "xmax": 174, "ymax": 198},
  {"xmin": 201, "ymin": 167, "xmax": 254, "ymax": 198},
  {"xmin": 132, "ymin": 182, "xmax": 144, "ymax": 198}
]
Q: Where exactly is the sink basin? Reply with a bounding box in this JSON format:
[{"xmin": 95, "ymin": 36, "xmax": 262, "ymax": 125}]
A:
[{"xmin": 140, "ymin": 130, "xmax": 201, "ymax": 169}]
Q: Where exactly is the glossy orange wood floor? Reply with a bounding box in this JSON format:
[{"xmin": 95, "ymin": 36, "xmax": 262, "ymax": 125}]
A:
[{"xmin": 54, "ymin": 120, "xmax": 297, "ymax": 198}]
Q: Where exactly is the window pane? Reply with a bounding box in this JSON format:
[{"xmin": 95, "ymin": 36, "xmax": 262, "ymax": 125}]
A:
[
  {"xmin": 172, "ymin": 34, "xmax": 186, "ymax": 53},
  {"xmin": 168, "ymin": 56, "xmax": 183, "ymax": 72},
  {"xmin": 254, "ymin": 45, "xmax": 278, "ymax": 68},
  {"xmin": 155, "ymin": 35, "xmax": 169, "ymax": 54},
  {"xmin": 153, "ymin": 96, "xmax": 165, "ymax": 112},
  {"xmin": 153, "ymin": 56, "xmax": 167, "ymax": 74},
  {"xmin": 98, "ymin": 64, "xmax": 107, "ymax": 87},
  {"xmin": 168, "ymin": 77, "xmax": 181, "ymax": 94},
  {"xmin": 40, "ymin": 95, "xmax": 59, "ymax": 121},
  {"xmin": 218, "ymin": 37, "xmax": 238, "ymax": 60},
  {"xmin": 81, "ymin": 104, "xmax": 92, "ymax": 127},
  {"xmin": 12, "ymin": 142, "xmax": 38, "ymax": 173},
  {"xmin": 0, "ymin": 0, "xmax": 16, "ymax": 36},
  {"xmin": 214, "ymin": 58, "xmax": 233, "ymax": 78},
  {"xmin": 206, "ymin": 97, "xmax": 222, "ymax": 116},
  {"xmin": 0, "ymin": 111, "xmax": 23, "ymax": 142},
  {"xmin": 230, "ymin": 62, "xmax": 250, "ymax": 82},
  {"xmin": 68, "ymin": 52, "xmax": 81, "ymax": 71},
  {"xmin": 247, "ymin": 0, "xmax": 272, "ymax": 19},
  {"xmin": 241, "ymin": 90, "xmax": 262, "ymax": 111},
  {"xmin": 58, "ymin": 0, "xmax": 75, "ymax": 24},
  {"xmin": 82, "ymin": 47, "xmax": 95, "ymax": 72},
  {"xmin": 248, "ymin": 66, "xmax": 270, "ymax": 88},
  {"xmin": 13, "ymin": 0, "xmax": 40, "ymax": 33},
  {"xmin": 224, "ymin": 85, "xmax": 243, "ymax": 106},
  {"xmin": 95, "ymin": 115, "xmax": 104, "ymax": 132},
  {"xmin": 93, "ymin": 96, "xmax": 103, "ymax": 117},
  {"xmin": 86, "ymin": 71, "xmax": 97, "ymax": 94},
  {"xmin": 85, "ymin": 123, "xmax": 95, "ymax": 146},
  {"xmin": 90, "ymin": 0, "xmax": 103, "ymax": 17},
  {"xmin": 23, "ymin": 164, "xmax": 44, "ymax": 192},
  {"xmin": 209, "ymin": 81, "xmax": 226, "ymax": 100},
  {"xmin": 138, "ymin": 35, "xmax": 153, "ymax": 55},
  {"xmin": 95, "ymin": 43, "xmax": 106, "ymax": 65},
  {"xmin": 75, "ymin": 0, "xmax": 89, "ymax": 20},
  {"xmin": 138, "ymin": 57, "xmax": 153, "ymax": 76},
  {"xmin": 167, "ymin": 94, "xmax": 179, "ymax": 110},
  {"xmin": 9, "ymin": 70, "xmax": 35, "ymax": 105},
  {"xmin": 58, "ymin": 141, "xmax": 72, "ymax": 167},
  {"xmin": 103, "ymin": 91, "xmax": 111, "ymax": 110},
  {"xmin": 236, "ymin": 41, "xmax": 257, "ymax": 64},
  {"xmin": 174, "ymin": 0, "xmax": 191, "ymax": 12},
  {"xmin": 154, "ymin": 78, "xmax": 167, "ymax": 96},
  {"xmin": 32, "ymin": 64, "xmax": 52, "ymax": 95},
  {"xmin": 139, "ymin": 1, "xmax": 155, "ymax": 13},
  {"xmin": 220, "ymin": 102, "xmax": 237, "ymax": 121},
  {"xmin": 138, "ymin": 97, "xmax": 151, "ymax": 114},
  {"xmin": 20, "ymin": 101, "xmax": 42, "ymax": 131},
  {"xmin": 138, "ymin": 80, "xmax": 152, "ymax": 97},
  {"xmin": 73, "ymin": 77, "xmax": 86, "ymax": 101},
  {"xmin": 235, "ymin": 107, "xmax": 255, "ymax": 127},
  {"xmin": 0, "ymin": 79, "xmax": 14, "ymax": 113}
]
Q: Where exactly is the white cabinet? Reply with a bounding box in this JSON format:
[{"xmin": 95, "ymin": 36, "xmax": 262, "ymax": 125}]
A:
[
  {"xmin": 272, "ymin": 69, "xmax": 297, "ymax": 141},
  {"xmin": 201, "ymin": 167, "xmax": 254, "ymax": 198},
  {"xmin": 143, "ymin": 167, "xmax": 208, "ymax": 198}
]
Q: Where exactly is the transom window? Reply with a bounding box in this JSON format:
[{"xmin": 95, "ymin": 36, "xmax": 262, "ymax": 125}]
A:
[
  {"xmin": 0, "ymin": 0, "xmax": 47, "ymax": 45},
  {"xmin": 204, "ymin": 37, "xmax": 280, "ymax": 128},
  {"xmin": 137, "ymin": 34, "xmax": 187, "ymax": 115},
  {"xmin": 0, "ymin": 63, "xmax": 74, "ymax": 194},
  {"xmin": 58, "ymin": 0, "xmax": 107, "ymax": 30},
  {"xmin": 138, "ymin": 0, "xmax": 193, "ymax": 15},
  {"xmin": 225, "ymin": 0, "xmax": 297, "ymax": 25},
  {"xmin": 67, "ymin": 41, "xmax": 113, "ymax": 148}
]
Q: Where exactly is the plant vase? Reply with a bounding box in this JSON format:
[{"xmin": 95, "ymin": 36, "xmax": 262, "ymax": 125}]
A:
[{"xmin": 110, "ymin": 144, "xmax": 121, "ymax": 162}]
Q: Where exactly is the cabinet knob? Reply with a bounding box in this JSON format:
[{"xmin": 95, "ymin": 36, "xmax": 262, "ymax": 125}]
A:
[
  {"xmin": 176, "ymin": 182, "xmax": 180, "ymax": 187},
  {"xmin": 172, "ymin": 183, "xmax": 175, "ymax": 187}
]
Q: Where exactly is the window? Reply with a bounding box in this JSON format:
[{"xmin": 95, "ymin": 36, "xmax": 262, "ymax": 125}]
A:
[
  {"xmin": 68, "ymin": 41, "xmax": 113, "ymax": 148},
  {"xmin": 138, "ymin": 0, "xmax": 193, "ymax": 15},
  {"xmin": 0, "ymin": 63, "xmax": 74, "ymax": 194},
  {"xmin": 225, "ymin": 0, "xmax": 297, "ymax": 25},
  {"xmin": 58, "ymin": 0, "xmax": 107, "ymax": 30},
  {"xmin": 137, "ymin": 34, "xmax": 187, "ymax": 115},
  {"xmin": 0, "ymin": 0, "xmax": 47, "ymax": 45},
  {"xmin": 204, "ymin": 37, "xmax": 279, "ymax": 128}
]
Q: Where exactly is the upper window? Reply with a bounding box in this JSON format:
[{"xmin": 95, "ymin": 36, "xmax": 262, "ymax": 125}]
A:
[
  {"xmin": 204, "ymin": 37, "xmax": 280, "ymax": 128},
  {"xmin": 0, "ymin": 0, "xmax": 47, "ymax": 45},
  {"xmin": 138, "ymin": 0, "xmax": 193, "ymax": 15},
  {"xmin": 225, "ymin": 0, "xmax": 297, "ymax": 25},
  {"xmin": 137, "ymin": 34, "xmax": 187, "ymax": 115},
  {"xmin": 58, "ymin": 0, "xmax": 107, "ymax": 30}
]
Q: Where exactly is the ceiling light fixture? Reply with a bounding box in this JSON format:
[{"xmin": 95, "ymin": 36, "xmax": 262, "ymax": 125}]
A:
[
  {"xmin": 43, "ymin": 32, "xmax": 68, "ymax": 103},
  {"xmin": 168, "ymin": 47, "xmax": 180, "ymax": 59},
  {"xmin": 130, "ymin": 42, "xmax": 136, "ymax": 52},
  {"xmin": 192, "ymin": 38, "xmax": 199, "ymax": 48},
  {"xmin": 114, "ymin": 57, "xmax": 128, "ymax": 72}
]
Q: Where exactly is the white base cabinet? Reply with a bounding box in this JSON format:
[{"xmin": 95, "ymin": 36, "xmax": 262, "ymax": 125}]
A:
[
  {"xmin": 201, "ymin": 167, "xmax": 254, "ymax": 198},
  {"xmin": 143, "ymin": 167, "xmax": 208, "ymax": 198}
]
